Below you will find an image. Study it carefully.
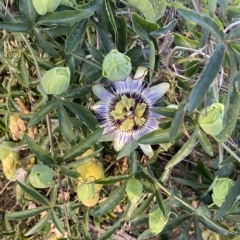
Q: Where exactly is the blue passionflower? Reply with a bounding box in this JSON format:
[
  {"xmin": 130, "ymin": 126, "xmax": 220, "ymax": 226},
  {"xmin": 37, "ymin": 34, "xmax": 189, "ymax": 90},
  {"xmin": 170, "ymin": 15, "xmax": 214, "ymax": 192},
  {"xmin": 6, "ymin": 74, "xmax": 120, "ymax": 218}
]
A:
[{"xmin": 92, "ymin": 67, "xmax": 170, "ymax": 156}]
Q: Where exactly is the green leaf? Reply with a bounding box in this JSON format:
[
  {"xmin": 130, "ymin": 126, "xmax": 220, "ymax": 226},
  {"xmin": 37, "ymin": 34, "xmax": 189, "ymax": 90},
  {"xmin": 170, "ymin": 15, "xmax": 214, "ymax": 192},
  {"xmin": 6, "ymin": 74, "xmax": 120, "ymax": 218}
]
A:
[
  {"xmin": 165, "ymin": 133, "xmax": 197, "ymax": 169},
  {"xmin": 58, "ymin": 102, "xmax": 75, "ymax": 145},
  {"xmin": 82, "ymin": 223, "xmax": 92, "ymax": 240},
  {"xmin": 161, "ymin": 215, "xmax": 191, "ymax": 234},
  {"xmin": 116, "ymin": 140, "xmax": 138, "ymax": 160},
  {"xmin": 196, "ymin": 128, "xmax": 213, "ymax": 157},
  {"xmin": 115, "ymin": 15, "xmax": 127, "ymax": 52},
  {"xmin": 19, "ymin": 0, "xmax": 36, "ymax": 26},
  {"xmin": 24, "ymin": 52, "xmax": 57, "ymax": 70},
  {"xmin": 149, "ymin": 204, "xmax": 168, "ymax": 235},
  {"xmin": 138, "ymin": 126, "xmax": 195, "ymax": 144},
  {"xmin": 198, "ymin": 215, "xmax": 235, "ymax": 237},
  {"xmin": 150, "ymin": 107, "xmax": 176, "ymax": 118},
  {"xmin": 50, "ymin": 184, "xmax": 58, "ymax": 206},
  {"xmin": 94, "ymin": 22, "xmax": 116, "ymax": 53},
  {"xmin": 137, "ymin": 229, "xmax": 153, "ymax": 239},
  {"xmin": 128, "ymin": 0, "xmax": 155, "ymax": 22},
  {"xmin": 188, "ymin": 43, "xmax": 225, "ymax": 113},
  {"xmin": 18, "ymin": 54, "xmax": 29, "ymax": 88},
  {"xmin": 194, "ymin": 217, "xmax": 203, "ymax": 240},
  {"xmin": 61, "ymin": 128, "xmax": 104, "ymax": 162},
  {"xmin": 130, "ymin": 214, "xmax": 149, "ymax": 226},
  {"xmin": 195, "ymin": 160, "xmax": 214, "ymax": 182},
  {"xmin": 217, "ymin": 0, "xmax": 228, "ymax": 14},
  {"xmin": 129, "ymin": 194, "xmax": 154, "ymax": 220},
  {"xmin": 214, "ymin": 178, "xmax": 240, "ymax": 220},
  {"xmin": 169, "ymin": 104, "xmax": 185, "ymax": 143},
  {"xmin": 171, "ymin": 177, "xmax": 209, "ymax": 189},
  {"xmin": 97, "ymin": 219, "xmax": 122, "ymax": 240},
  {"xmin": 0, "ymin": 22, "xmax": 31, "ymax": 32},
  {"xmin": 86, "ymin": 43, "xmax": 104, "ymax": 64},
  {"xmin": 27, "ymin": 100, "xmax": 58, "ymax": 128},
  {"xmin": 150, "ymin": 20, "xmax": 178, "ymax": 37},
  {"xmin": 152, "ymin": 0, "xmax": 166, "ymax": 21},
  {"xmin": 208, "ymin": 0, "xmax": 217, "ymax": 17},
  {"xmin": 51, "ymin": 210, "xmax": 65, "ymax": 235},
  {"xmin": 126, "ymin": 179, "xmax": 143, "ymax": 204},
  {"xmin": 131, "ymin": 13, "xmax": 159, "ymax": 40},
  {"xmin": 24, "ymin": 212, "xmax": 50, "ymax": 236},
  {"xmin": 94, "ymin": 175, "xmax": 130, "ymax": 185},
  {"xmin": 64, "ymin": 147, "xmax": 103, "ymax": 168},
  {"xmin": 59, "ymin": 166, "xmax": 80, "ymax": 178},
  {"xmin": 65, "ymin": 19, "xmax": 88, "ymax": 54},
  {"xmin": 29, "ymin": 164, "xmax": 54, "ymax": 189},
  {"xmin": 17, "ymin": 180, "xmax": 50, "ymax": 206},
  {"xmin": 155, "ymin": 190, "xmax": 166, "ymax": 217},
  {"xmin": 129, "ymin": 151, "xmax": 138, "ymax": 174},
  {"xmin": 173, "ymin": 33, "xmax": 199, "ymax": 49},
  {"xmin": 176, "ymin": 8, "xmax": 224, "ymax": 40},
  {"xmin": 24, "ymin": 134, "xmax": 54, "ymax": 165},
  {"xmin": 77, "ymin": 182, "xmax": 95, "ymax": 202},
  {"xmin": 91, "ymin": 182, "xmax": 127, "ymax": 216},
  {"xmin": 227, "ymin": 25, "xmax": 240, "ymax": 39},
  {"xmin": 5, "ymin": 206, "xmax": 49, "ymax": 220},
  {"xmin": 36, "ymin": 9, "xmax": 94, "ymax": 26},
  {"xmin": 63, "ymin": 86, "xmax": 91, "ymax": 98},
  {"xmin": 63, "ymin": 101, "xmax": 98, "ymax": 130},
  {"xmin": 33, "ymin": 29, "xmax": 59, "ymax": 57},
  {"xmin": 217, "ymin": 73, "xmax": 240, "ymax": 142}
]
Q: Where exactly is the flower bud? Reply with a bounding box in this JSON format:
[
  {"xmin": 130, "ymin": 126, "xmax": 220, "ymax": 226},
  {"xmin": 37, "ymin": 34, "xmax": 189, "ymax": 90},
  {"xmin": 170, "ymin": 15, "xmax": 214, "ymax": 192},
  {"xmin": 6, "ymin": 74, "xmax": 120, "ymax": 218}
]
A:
[
  {"xmin": 41, "ymin": 67, "xmax": 70, "ymax": 95},
  {"xmin": 29, "ymin": 164, "xmax": 54, "ymax": 188},
  {"xmin": 102, "ymin": 49, "xmax": 132, "ymax": 81},
  {"xmin": 32, "ymin": 0, "xmax": 62, "ymax": 15},
  {"xmin": 199, "ymin": 103, "xmax": 224, "ymax": 136},
  {"xmin": 212, "ymin": 178, "xmax": 234, "ymax": 207}
]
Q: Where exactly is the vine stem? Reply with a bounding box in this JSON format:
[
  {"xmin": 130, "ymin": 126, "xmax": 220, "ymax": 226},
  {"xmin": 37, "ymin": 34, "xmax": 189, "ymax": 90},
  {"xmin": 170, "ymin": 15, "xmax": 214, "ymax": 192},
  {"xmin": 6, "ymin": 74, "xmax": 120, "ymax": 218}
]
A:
[{"xmin": 0, "ymin": 2, "xmax": 71, "ymax": 236}]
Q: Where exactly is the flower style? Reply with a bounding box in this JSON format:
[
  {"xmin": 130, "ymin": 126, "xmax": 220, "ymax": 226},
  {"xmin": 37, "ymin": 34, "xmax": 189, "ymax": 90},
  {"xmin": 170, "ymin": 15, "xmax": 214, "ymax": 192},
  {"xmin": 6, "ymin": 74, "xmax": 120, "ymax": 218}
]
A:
[{"xmin": 92, "ymin": 67, "xmax": 170, "ymax": 156}]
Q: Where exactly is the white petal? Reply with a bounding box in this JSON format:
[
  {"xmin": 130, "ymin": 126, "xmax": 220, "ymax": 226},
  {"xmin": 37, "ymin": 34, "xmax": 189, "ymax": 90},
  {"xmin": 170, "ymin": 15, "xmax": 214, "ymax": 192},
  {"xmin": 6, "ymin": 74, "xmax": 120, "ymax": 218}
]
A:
[
  {"xmin": 139, "ymin": 144, "xmax": 153, "ymax": 156},
  {"xmin": 148, "ymin": 82, "xmax": 170, "ymax": 104},
  {"xmin": 91, "ymin": 100, "xmax": 105, "ymax": 111},
  {"xmin": 134, "ymin": 66, "xmax": 148, "ymax": 81},
  {"xmin": 114, "ymin": 132, "xmax": 130, "ymax": 151},
  {"xmin": 92, "ymin": 84, "xmax": 113, "ymax": 101}
]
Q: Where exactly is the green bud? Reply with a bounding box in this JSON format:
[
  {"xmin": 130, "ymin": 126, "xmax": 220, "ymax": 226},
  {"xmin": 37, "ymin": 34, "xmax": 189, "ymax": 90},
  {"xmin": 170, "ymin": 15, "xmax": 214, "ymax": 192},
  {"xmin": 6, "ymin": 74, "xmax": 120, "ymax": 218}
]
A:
[
  {"xmin": 29, "ymin": 164, "xmax": 54, "ymax": 188},
  {"xmin": 32, "ymin": 0, "xmax": 62, "ymax": 15},
  {"xmin": 41, "ymin": 67, "xmax": 70, "ymax": 95},
  {"xmin": 199, "ymin": 103, "xmax": 224, "ymax": 136},
  {"xmin": 102, "ymin": 49, "xmax": 132, "ymax": 81},
  {"xmin": 212, "ymin": 178, "xmax": 234, "ymax": 207}
]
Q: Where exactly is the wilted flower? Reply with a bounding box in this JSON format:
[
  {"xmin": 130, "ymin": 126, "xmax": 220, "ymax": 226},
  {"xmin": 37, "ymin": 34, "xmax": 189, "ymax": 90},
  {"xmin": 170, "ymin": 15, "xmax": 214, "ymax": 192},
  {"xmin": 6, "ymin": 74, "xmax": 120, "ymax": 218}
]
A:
[
  {"xmin": 102, "ymin": 49, "xmax": 132, "ymax": 81},
  {"xmin": 92, "ymin": 66, "xmax": 170, "ymax": 156},
  {"xmin": 32, "ymin": 0, "xmax": 62, "ymax": 15},
  {"xmin": 199, "ymin": 103, "xmax": 224, "ymax": 136},
  {"xmin": 9, "ymin": 113, "xmax": 26, "ymax": 141},
  {"xmin": 41, "ymin": 67, "xmax": 70, "ymax": 95},
  {"xmin": 212, "ymin": 178, "xmax": 234, "ymax": 207},
  {"xmin": 0, "ymin": 143, "xmax": 19, "ymax": 181}
]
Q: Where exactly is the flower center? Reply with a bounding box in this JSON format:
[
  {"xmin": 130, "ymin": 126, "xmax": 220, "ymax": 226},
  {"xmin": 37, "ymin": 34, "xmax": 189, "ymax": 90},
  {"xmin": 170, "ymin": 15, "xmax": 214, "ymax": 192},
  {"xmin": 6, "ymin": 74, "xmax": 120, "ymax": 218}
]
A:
[{"xmin": 110, "ymin": 95, "xmax": 147, "ymax": 131}]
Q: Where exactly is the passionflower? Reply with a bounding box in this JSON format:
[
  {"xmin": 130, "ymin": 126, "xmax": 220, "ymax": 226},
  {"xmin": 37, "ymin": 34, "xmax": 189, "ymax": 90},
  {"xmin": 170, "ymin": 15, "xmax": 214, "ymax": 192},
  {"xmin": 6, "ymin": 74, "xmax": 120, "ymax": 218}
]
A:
[{"xmin": 92, "ymin": 67, "xmax": 170, "ymax": 156}]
